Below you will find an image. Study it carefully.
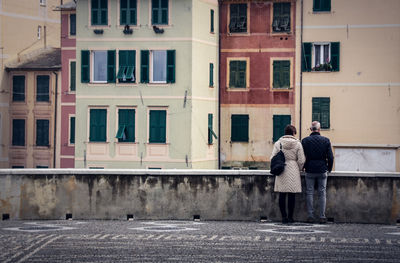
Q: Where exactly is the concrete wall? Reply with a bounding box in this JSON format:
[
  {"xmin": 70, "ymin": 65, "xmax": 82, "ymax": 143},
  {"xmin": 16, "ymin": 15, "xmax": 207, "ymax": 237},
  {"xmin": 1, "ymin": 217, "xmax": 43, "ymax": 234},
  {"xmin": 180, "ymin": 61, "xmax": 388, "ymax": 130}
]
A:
[{"xmin": 0, "ymin": 170, "xmax": 399, "ymax": 224}]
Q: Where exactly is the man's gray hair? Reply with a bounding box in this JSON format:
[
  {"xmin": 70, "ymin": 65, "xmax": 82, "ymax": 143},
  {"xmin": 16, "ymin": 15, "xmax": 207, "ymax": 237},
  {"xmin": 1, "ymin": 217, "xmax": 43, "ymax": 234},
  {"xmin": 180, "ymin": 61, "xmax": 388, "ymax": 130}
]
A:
[{"xmin": 311, "ymin": 121, "xmax": 321, "ymax": 131}]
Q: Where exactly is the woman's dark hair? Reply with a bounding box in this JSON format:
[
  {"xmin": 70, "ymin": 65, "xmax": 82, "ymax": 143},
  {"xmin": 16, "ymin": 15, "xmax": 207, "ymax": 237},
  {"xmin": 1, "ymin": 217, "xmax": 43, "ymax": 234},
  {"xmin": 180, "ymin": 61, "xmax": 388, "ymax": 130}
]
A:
[{"xmin": 284, "ymin": 125, "xmax": 297, "ymax": 136}]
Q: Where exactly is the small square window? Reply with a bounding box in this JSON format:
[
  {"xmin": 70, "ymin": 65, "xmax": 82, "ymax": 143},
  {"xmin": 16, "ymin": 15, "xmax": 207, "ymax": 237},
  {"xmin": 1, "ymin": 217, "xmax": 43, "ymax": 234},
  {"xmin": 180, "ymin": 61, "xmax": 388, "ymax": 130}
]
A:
[{"xmin": 229, "ymin": 60, "xmax": 246, "ymax": 88}]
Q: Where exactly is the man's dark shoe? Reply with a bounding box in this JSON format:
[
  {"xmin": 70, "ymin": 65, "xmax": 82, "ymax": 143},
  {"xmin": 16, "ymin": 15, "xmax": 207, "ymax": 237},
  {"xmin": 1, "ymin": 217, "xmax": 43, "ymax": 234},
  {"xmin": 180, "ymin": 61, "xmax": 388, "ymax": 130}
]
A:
[
  {"xmin": 282, "ymin": 218, "xmax": 289, "ymax": 224},
  {"xmin": 288, "ymin": 218, "xmax": 295, "ymax": 224},
  {"xmin": 306, "ymin": 217, "xmax": 314, "ymax": 224},
  {"xmin": 319, "ymin": 218, "xmax": 327, "ymax": 224}
]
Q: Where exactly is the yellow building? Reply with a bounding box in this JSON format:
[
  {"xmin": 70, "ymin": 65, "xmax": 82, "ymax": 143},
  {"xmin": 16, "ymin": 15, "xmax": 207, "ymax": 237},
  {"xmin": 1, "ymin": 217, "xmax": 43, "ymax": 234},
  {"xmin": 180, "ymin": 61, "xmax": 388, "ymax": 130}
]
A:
[
  {"xmin": 295, "ymin": 0, "xmax": 400, "ymax": 172},
  {"xmin": 0, "ymin": 0, "xmax": 60, "ymax": 167}
]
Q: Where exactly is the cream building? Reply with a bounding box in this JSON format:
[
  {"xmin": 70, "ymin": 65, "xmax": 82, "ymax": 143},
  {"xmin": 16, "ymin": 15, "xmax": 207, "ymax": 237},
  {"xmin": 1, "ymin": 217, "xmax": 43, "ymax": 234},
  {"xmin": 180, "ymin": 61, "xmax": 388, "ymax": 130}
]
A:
[
  {"xmin": 295, "ymin": 0, "xmax": 400, "ymax": 172},
  {"xmin": 0, "ymin": 0, "xmax": 60, "ymax": 167}
]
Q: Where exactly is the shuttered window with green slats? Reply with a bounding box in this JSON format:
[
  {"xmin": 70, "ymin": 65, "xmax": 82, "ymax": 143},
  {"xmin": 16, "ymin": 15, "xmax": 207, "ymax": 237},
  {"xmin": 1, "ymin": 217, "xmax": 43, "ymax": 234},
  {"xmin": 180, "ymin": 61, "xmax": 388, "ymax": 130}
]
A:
[
  {"xmin": 208, "ymin": 113, "xmax": 217, "ymax": 145},
  {"xmin": 273, "ymin": 60, "xmax": 290, "ymax": 89},
  {"xmin": 166, "ymin": 50, "xmax": 175, "ymax": 83},
  {"xmin": 70, "ymin": 117, "xmax": 75, "ymax": 144},
  {"xmin": 140, "ymin": 50, "xmax": 149, "ymax": 83},
  {"xmin": 141, "ymin": 50, "xmax": 175, "ymax": 84},
  {"xmin": 210, "ymin": 9, "xmax": 214, "ymax": 33},
  {"xmin": 330, "ymin": 42, "xmax": 340, "ymax": 71},
  {"xmin": 229, "ymin": 60, "xmax": 246, "ymax": 88},
  {"xmin": 209, "ymin": 63, "xmax": 214, "ymax": 87},
  {"xmin": 90, "ymin": 109, "xmax": 107, "ymax": 142},
  {"xmin": 36, "ymin": 119, "xmax": 49, "ymax": 146},
  {"xmin": 70, "ymin": 61, "xmax": 76, "ymax": 91},
  {"xmin": 229, "ymin": 4, "xmax": 247, "ymax": 33},
  {"xmin": 302, "ymin": 42, "xmax": 339, "ymax": 72},
  {"xmin": 12, "ymin": 75, "xmax": 25, "ymax": 102},
  {"xmin": 120, "ymin": 0, "xmax": 137, "ymax": 25},
  {"xmin": 81, "ymin": 50, "xmax": 90, "ymax": 83},
  {"xmin": 302, "ymin": 42, "xmax": 312, "ymax": 72},
  {"xmin": 272, "ymin": 2, "xmax": 291, "ymax": 32},
  {"xmin": 313, "ymin": 0, "xmax": 331, "ymax": 12},
  {"xmin": 91, "ymin": 0, "xmax": 108, "ymax": 25},
  {"xmin": 312, "ymin": 97, "xmax": 330, "ymax": 129},
  {"xmin": 117, "ymin": 50, "xmax": 136, "ymax": 83},
  {"xmin": 116, "ymin": 109, "xmax": 135, "ymax": 142},
  {"xmin": 36, "ymin": 75, "xmax": 49, "ymax": 102},
  {"xmin": 273, "ymin": 115, "xmax": 291, "ymax": 142},
  {"xmin": 12, "ymin": 119, "xmax": 25, "ymax": 146},
  {"xmin": 149, "ymin": 110, "xmax": 166, "ymax": 143},
  {"xmin": 231, "ymin": 114, "xmax": 249, "ymax": 142},
  {"xmin": 152, "ymin": 0, "xmax": 168, "ymax": 25}
]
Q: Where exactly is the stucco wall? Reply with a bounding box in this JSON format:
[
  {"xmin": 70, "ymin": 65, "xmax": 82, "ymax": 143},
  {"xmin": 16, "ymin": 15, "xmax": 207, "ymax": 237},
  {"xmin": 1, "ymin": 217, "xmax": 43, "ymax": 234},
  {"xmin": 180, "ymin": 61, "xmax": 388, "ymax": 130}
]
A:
[{"xmin": 0, "ymin": 170, "xmax": 399, "ymax": 224}]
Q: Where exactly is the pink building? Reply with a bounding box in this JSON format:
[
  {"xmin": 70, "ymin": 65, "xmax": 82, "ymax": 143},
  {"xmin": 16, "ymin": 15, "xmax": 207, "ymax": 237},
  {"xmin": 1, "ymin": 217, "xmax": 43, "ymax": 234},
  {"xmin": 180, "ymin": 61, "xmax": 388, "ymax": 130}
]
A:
[{"xmin": 55, "ymin": 2, "xmax": 76, "ymax": 168}]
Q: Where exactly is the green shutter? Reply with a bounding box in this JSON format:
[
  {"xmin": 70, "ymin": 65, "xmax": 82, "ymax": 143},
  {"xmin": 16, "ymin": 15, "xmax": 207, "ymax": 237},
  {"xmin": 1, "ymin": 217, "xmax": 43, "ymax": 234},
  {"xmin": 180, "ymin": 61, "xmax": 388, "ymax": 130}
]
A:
[
  {"xmin": 167, "ymin": 50, "xmax": 175, "ymax": 83},
  {"xmin": 229, "ymin": 4, "xmax": 247, "ymax": 33},
  {"xmin": 90, "ymin": 109, "xmax": 107, "ymax": 142},
  {"xmin": 70, "ymin": 117, "xmax": 75, "ymax": 144},
  {"xmin": 273, "ymin": 61, "xmax": 279, "ymax": 88},
  {"xmin": 81, "ymin": 50, "xmax": 90, "ymax": 83},
  {"xmin": 141, "ymin": 50, "xmax": 149, "ymax": 83},
  {"xmin": 107, "ymin": 50, "xmax": 116, "ymax": 83},
  {"xmin": 149, "ymin": 110, "xmax": 166, "ymax": 143},
  {"xmin": 129, "ymin": 0, "xmax": 137, "ymax": 24},
  {"xmin": 231, "ymin": 115, "xmax": 249, "ymax": 142},
  {"xmin": 210, "ymin": 9, "xmax": 214, "ymax": 33},
  {"xmin": 12, "ymin": 119, "xmax": 25, "ymax": 146},
  {"xmin": 36, "ymin": 75, "xmax": 49, "ymax": 102},
  {"xmin": 209, "ymin": 63, "xmax": 214, "ymax": 87},
  {"xmin": 314, "ymin": 0, "xmax": 331, "ymax": 12},
  {"xmin": 312, "ymin": 98, "xmax": 321, "ymax": 123},
  {"xmin": 320, "ymin": 98, "xmax": 330, "ymax": 129},
  {"xmin": 208, "ymin": 113, "xmax": 217, "ymax": 144},
  {"xmin": 36, "ymin": 120, "xmax": 49, "ymax": 146},
  {"xmin": 273, "ymin": 115, "xmax": 291, "ymax": 142},
  {"xmin": 120, "ymin": 0, "xmax": 137, "ymax": 25},
  {"xmin": 120, "ymin": 0, "xmax": 127, "ymax": 24},
  {"xmin": 91, "ymin": 0, "xmax": 107, "ymax": 25},
  {"xmin": 302, "ymin": 43, "xmax": 312, "ymax": 72},
  {"xmin": 118, "ymin": 50, "xmax": 135, "ymax": 82},
  {"xmin": 117, "ymin": 109, "xmax": 135, "ymax": 142},
  {"xmin": 91, "ymin": 0, "xmax": 98, "ymax": 25},
  {"xmin": 282, "ymin": 61, "xmax": 290, "ymax": 88},
  {"xmin": 229, "ymin": 61, "xmax": 237, "ymax": 87},
  {"xmin": 13, "ymin": 76, "xmax": 25, "ymax": 102},
  {"xmin": 313, "ymin": 0, "xmax": 320, "ymax": 11},
  {"xmin": 70, "ymin": 61, "xmax": 76, "ymax": 91},
  {"xmin": 331, "ymin": 42, "xmax": 340, "ymax": 71},
  {"xmin": 238, "ymin": 61, "xmax": 246, "ymax": 88},
  {"xmin": 70, "ymin": 14, "xmax": 76, "ymax": 36},
  {"xmin": 152, "ymin": 0, "xmax": 168, "ymax": 25},
  {"xmin": 229, "ymin": 61, "xmax": 246, "ymax": 88},
  {"xmin": 100, "ymin": 0, "xmax": 108, "ymax": 25}
]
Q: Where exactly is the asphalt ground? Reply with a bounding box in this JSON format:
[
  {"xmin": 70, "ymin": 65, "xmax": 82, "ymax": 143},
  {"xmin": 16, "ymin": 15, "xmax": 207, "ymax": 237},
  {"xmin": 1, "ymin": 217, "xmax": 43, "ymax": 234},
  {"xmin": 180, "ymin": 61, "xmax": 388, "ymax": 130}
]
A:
[{"xmin": 0, "ymin": 220, "xmax": 399, "ymax": 263}]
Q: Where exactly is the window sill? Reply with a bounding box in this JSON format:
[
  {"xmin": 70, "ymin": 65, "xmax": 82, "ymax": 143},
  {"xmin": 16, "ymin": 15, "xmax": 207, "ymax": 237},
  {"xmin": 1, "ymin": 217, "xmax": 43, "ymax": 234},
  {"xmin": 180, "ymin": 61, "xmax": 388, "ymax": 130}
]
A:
[
  {"xmin": 87, "ymin": 83, "xmax": 109, "ymax": 87},
  {"xmin": 312, "ymin": 10, "xmax": 331, "ymax": 14},
  {"xmin": 10, "ymin": 146, "xmax": 26, "ymax": 149},
  {"xmin": 116, "ymin": 141, "xmax": 137, "ymax": 144},
  {"xmin": 271, "ymin": 31, "xmax": 292, "ymax": 36},
  {"xmin": 227, "ymin": 87, "xmax": 249, "ymax": 92},
  {"xmin": 228, "ymin": 32, "xmax": 250, "ymax": 36},
  {"xmin": 151, "ymin": 24, "xmax": 171, "ymax": 28},
  {"xmin": 35, "ymin": 145, "xmax": 50, "ymax": 149},
  {"xmin": 271, "ymin": 87, "xmax": 293, "ymax": 92},
  {"xmin": 88, "ymin": 141, "xmax": 109, "ymax": 144},
  {"xmin": 231, "ymin": 141, "xmax": 249, "ymax": 143},
  {"xmin": 89, "ymin": 25, "xmax": 111, "ymax": 29}
]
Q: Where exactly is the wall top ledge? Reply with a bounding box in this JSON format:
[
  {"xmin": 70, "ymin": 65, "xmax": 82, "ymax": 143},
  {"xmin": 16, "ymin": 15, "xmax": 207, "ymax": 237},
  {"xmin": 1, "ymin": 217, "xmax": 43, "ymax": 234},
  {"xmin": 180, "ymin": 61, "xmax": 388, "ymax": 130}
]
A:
[{"xmin": 0, "ymin": 169, "xmax": 399, "ymax": 178}]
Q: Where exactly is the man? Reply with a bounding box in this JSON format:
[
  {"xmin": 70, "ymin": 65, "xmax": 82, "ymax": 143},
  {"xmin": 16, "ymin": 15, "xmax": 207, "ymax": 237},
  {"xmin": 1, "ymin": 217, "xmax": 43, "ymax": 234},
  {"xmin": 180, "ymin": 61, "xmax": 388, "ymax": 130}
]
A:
[{"xmin": 301, "ymin": 121, "xmax": 334, "ymax": 224}]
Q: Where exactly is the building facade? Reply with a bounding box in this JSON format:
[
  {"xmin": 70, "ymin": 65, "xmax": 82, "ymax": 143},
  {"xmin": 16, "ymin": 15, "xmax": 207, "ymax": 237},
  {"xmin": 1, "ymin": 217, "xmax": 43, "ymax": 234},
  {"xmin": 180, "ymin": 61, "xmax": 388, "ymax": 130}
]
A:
[
  {"xmin": 219, "ymin": 0, "xmax": 297, "ymax": 169},
  {"xmin": 0, "ymin": 0, "xmax": 60, "ymax": 168},
  {"xmin": 55, "ymin": 2, "xmax": 76, "ymax": 168},
  {"xmin": 296, "ymin": 0, "xmax": 400, "ymax": 172},
  {"xmin": 75, "ymin": 0, "xmax": 219, "ymax": 169}
]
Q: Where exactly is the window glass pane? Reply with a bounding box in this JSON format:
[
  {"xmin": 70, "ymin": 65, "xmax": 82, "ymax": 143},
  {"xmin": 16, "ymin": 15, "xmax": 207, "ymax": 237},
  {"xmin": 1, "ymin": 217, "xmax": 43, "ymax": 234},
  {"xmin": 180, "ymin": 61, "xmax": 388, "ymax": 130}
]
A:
[
  {"xmin": 94, "ymin": 51, "xmax": 107, "ymax": 81},
  {"xmin": 13, "ymin": 76, "xmax": 25, "ymax": 101},
  {"xmin": 37, "ymin": 75, "xmax": 49, "ymax": 102},
  {"xmin": 324, "ymin": 44, "xmax": 330, "ymax": 63},
  {"xmin": 152, "ymin": 50, "xmax": 167, "ymax": 82},
  {"xmin": 314, "ymin": 45, "xmax": 321, "ymax": 66}
]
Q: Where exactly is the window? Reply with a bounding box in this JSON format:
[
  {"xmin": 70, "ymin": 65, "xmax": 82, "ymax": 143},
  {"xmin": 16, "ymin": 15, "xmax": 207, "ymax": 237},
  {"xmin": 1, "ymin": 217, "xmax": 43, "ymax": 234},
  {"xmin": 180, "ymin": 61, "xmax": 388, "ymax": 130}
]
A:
[
  {"xmin": 208, "ymin": 114, "xmax": 217, "ymax": 145},
  {"xmin": 273, "ymin": 60, "xmax": 290, "ymax": 89},
  {"xmin": 273, "ymin": 115, "xmax": 291, "ymax": 142},
  {"xmin": 37, "ymin": 26, "xmax": 41, "ymax": 39},
  {"xmin": 302, "ymin": 42, "xmax": 340, "ymax": 72},
  {"xmin": 12, "ymin": 76, "xmax": 25, "ymax": 102},
  {"xmin": 12, "ymin": 119, "xmax": 25, "ymax": 146},
  {"xmin": 36, "ymin": 75, "xmax": 49, "ymax": 102},
  {"xmin": 152, "ymin": 0, "xmax": 168, "ymax": 25},
  {"xmin": 209, "ymin": 63, "xmax": 214, "ymax": 87},
  {"xmin": 313, "ymin": 0, "xmax": 331, "ymax": 12},
  {"xmin": 231, "ymin": 115, "xmax": 249, "ymax": 142},
  {"xmin": 70, "ymin": 117, "xmax": 75, "ymax": 144},
  {"xmin": 36, "ymin": 119, "xmax": 49, "ymax": 146},
  {"xmin": 37, "ymin": 166, "xmax": 48, "ymax": 168},
  {"xmin": 116, "ymin": 109, "xmax": 135, "ymax": 142},
  {"xmin": 210, "ymin": 9, "xmax": 214, "ymax": 33},
  {"xmin": 149, "ymin": 110, "xmax": 166, "ymax": 143},
  {"xmin": 39, "ymin": 0, "xmax": 46, "ymax": 6},
  {"xmin": 229, "ymin": 4, "xmax": 247, "ymax": 33},
  {"xmin": 81, "ymin": 50, "xmax": 116, "ymax": 83},
  {"xmin": 140, "ymin": 50, "xmax": 175, "ymax": 83},
  {"xmin": 91, "ymin": 0, "xmax": 108, "ymax": 25},
  {"xmin": 70, "ymin": 61, "xmax": 76, "ymax": 91},
  {"xmin": 12, "ymin": 166, "xmax": 24, "ymax": 169},
  {"xmin": 312, "ymin": 97, "xmax": 330, "ymax": 129},
  {"xmin": 117, "ymin": 50, "xmax": 136, "ymax": 83},
  {"xmin": 120, "ymin": 0, "xmax": 137, "ymax": 25},
  {"xmin": 89, "ymin": 109, "xmax": 107, "ymax": 142},
  {"xmin": 70, "ymin": 14, "xmax": 76, "ymax": 36},
  {"xmin": 229, "ymin": 60, "xmax": 246, "ymax": 88},
  {"xmin": 272, "ymin": 2, "xmax": 291, "ymax": 32}
]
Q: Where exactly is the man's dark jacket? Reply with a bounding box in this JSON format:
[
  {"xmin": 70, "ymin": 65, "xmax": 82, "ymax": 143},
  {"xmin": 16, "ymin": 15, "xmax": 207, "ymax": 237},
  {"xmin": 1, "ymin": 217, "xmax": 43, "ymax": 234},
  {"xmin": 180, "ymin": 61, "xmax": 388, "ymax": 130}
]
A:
[{"xmin": 301, "ymin": 132, "xmax": 334, "ymax": 173}]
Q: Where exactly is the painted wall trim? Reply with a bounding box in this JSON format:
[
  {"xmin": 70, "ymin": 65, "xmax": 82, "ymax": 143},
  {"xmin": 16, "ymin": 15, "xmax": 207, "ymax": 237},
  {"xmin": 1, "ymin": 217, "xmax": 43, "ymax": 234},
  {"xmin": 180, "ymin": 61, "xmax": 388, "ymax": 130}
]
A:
[
  {"xmin": 77, "ymin": 37, "xmax": 217, "ymax": 47},
  {"xmin": 0, "ymin": 10, "xmax": 60, "ymax": 23},
  {"xmin": 296, "ymin": 82, "xmax": 400, "ymax": 87},
  {"xmin": 221, "ymin": 48, "xmax": 295, "ymax": 53},
  {"xmin": 297, "ymin": 24, "xmax": 400, "ymax": 29}
]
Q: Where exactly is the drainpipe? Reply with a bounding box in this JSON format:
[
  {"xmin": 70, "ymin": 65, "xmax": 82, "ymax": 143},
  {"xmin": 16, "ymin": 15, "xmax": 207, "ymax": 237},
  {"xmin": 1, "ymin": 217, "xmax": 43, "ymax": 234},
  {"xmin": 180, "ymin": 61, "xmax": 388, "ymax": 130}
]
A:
[
  {"xmin": 217, "ymin": 2, "xmax": 222, "ymax": 169},
  {"xmin": 53, "ymin": 71, "xmax": 58, "ymax": 168},
  {"xmin": 299, "ymin": 0, "xmax": 304, "ymax": 140}
]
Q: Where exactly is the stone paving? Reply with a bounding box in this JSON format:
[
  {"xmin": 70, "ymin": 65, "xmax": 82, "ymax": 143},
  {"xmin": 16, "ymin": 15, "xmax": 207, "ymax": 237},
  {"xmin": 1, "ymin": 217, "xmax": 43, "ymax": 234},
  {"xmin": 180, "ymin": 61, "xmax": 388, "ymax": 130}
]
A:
[{"xmin": 0, "ymin": 220, "xmax": 399, "ymax": 262}]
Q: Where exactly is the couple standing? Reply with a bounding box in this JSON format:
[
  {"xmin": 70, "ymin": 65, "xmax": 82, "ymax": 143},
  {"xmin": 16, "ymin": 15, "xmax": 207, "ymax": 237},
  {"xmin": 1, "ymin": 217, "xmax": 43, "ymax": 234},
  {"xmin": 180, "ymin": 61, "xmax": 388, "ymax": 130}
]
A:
[{"xmin": 270, "ymin": 121, "xmax": 334, "ymax": 224}]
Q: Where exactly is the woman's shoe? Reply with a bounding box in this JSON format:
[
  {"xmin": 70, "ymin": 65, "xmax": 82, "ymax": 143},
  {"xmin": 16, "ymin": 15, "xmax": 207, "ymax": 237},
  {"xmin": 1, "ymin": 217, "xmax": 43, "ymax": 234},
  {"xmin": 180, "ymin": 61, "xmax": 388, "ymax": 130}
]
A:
[
  {"xmin": 282, "ymin": 218, "xmax": 289, "ymax": 224},
  {"xmin": 288, "ymin": 218, "xmax": 295, "ymax": 224}
]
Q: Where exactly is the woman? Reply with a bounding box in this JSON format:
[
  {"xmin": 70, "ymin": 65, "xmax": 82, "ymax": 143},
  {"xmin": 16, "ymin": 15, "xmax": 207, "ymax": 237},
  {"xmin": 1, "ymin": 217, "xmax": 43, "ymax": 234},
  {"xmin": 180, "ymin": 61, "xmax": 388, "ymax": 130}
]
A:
[{"xmin": 270, "ymin": 125, "xmax": 305, "ymax": 224}]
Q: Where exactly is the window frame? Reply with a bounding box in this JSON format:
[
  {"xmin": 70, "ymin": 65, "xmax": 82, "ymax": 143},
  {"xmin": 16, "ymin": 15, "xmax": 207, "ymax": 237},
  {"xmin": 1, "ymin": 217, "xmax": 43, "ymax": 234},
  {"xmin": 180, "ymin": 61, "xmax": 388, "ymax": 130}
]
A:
[
  {"xmin": 12, "ymin": 75, "xmax": 26, "ymax": 103},
  {"xmin": 150, "ymin": 50, "xmax": 168, "ymax": 84},
  {"xmin": 231, "ymin": 114, "xmax": 249, "ymax": 143},
  {"xmin": 272, "ymin": 2, "xmax": 292, "ymax": 34},
  {"xmin": 148, "ymin": 107, "xmax": 168, "ymax": 144},
  {"xmin": 226, "ymin": 57, "xmax": 250, "ymax": 91},
  {"xmin": 228, "ymin": 3, "xmax": 249, "ymax": 34},
  {"xmin": 91, "ymin": 50, "xmax": 108, "ymax": 84},
  {"xmin": 89, "ymin": 107, "xmax": 108, "ymax": 143},
  {"xmin": 116, "ymin": 107, "xmax": 136, "ymax": 143},
  {"xmin": 312, "ymin": 42, "xmax": 331, "ymax": 69},
  {"xmin": 270, "ymin": 58, "xmax": 293, "ymax": 90},
  {"xmin": 69, "ymin": 13, "xmax": 76, "ymax": 37},
  {"xmin": 11, "ymin": 118, "xmax": 26, "ymax": 147},
  {"xmin": 69, "ymin": 59, "xmax": 76, "ymax": 92},
  {"xmin": 35, "ymin": 119, "xmax": 50, "ymax": 147},
  {"xmin": 36, "ymin": 74, "xmax": 50, "ymax": 103}
]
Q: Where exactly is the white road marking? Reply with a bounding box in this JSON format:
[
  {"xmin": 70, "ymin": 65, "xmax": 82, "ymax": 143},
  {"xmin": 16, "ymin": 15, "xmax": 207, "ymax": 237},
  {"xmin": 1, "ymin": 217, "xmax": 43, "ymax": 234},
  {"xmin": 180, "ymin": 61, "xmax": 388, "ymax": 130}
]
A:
[{"xmin": 16, "ymin": 235, "xmax": 62, "ymax": 263}]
